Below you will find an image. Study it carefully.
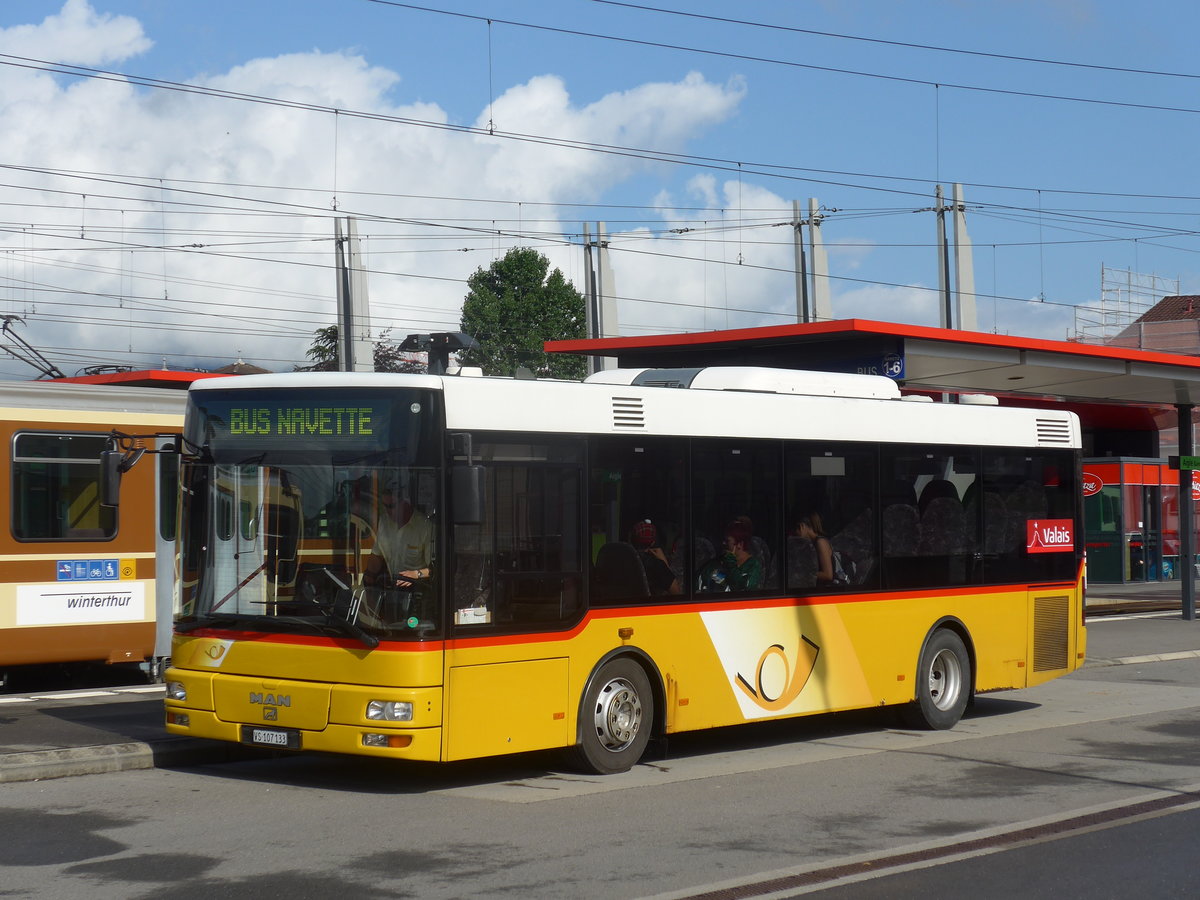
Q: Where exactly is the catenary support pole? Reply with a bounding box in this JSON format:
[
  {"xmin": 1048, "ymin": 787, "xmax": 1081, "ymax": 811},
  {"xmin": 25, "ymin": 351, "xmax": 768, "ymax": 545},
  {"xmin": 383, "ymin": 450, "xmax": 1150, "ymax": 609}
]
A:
[{"xmin": 1179, "ymin": 404, "xmax": 1195, "ymax": 620}]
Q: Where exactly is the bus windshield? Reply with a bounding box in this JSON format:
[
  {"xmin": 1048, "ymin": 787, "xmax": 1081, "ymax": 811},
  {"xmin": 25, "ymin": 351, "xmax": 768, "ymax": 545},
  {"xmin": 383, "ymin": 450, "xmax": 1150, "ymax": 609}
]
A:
[{"xmin": 176, "ymin": 387, "xmax": 443, "ymax": 643}]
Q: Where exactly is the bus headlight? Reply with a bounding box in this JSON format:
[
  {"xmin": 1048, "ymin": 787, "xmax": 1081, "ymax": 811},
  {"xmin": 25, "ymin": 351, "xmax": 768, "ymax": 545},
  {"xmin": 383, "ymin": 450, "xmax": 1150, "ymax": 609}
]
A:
[
  {"xmin": 166, "ymin": 681, "xmax": 187, "ymax": 701},
  {"xmin": 366, "ymin": 700, "xmax": 413, "ymax": 722}
]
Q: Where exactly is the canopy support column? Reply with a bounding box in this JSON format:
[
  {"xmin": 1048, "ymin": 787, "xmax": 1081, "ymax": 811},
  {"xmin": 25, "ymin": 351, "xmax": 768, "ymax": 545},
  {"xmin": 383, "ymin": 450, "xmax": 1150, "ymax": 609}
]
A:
[{"xmin": 1178, "ymin": 403, "xmax": 1195, "ymax": 621}]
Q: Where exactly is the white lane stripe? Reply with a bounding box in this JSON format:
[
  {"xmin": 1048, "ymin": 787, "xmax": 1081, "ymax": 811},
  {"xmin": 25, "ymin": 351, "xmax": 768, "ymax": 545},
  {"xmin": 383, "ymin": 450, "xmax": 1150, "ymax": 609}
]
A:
[{"xmin": 0, "ymin": 684, "xmax": 165, "ymax": 703}]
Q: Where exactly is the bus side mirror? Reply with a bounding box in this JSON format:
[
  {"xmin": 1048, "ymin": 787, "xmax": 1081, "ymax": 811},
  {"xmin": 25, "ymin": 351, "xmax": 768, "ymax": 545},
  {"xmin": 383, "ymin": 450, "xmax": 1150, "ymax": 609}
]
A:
[
  {"xmin": 100, "ymin": 449, "xmax": 124, "ymax": 508},
  {"xmin": 452, "ymin": 465, "xmax": 485, "ymax": 524},
  {"xmin": 100, "ymin": 446, "xmax": 146, "ymax": 508}
]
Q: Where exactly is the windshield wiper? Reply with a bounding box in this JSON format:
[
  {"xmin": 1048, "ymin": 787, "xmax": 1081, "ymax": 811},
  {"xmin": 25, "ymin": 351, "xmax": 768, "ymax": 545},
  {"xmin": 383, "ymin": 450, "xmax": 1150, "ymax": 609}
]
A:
[
  {"xmin": 175, "ymin": 613, "xmax": 246, "ymax": 633},
  {"xmin": 317, "ymin": 615, "xmax": 380, "ymax": 649},
  {"xmin": 178, "ymin": 611, "xmax": 378, "ymax": 649},
  {"xmin": 310, "ymin": 567, "xmax": 380, "ymax": 649}
]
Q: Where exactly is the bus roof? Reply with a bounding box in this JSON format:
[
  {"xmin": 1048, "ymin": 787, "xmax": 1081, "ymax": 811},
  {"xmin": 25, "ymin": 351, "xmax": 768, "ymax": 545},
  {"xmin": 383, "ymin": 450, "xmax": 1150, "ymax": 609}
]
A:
[{"xmin": 185, "ymin": 366, "xmax": 1080, "ymax": 451}]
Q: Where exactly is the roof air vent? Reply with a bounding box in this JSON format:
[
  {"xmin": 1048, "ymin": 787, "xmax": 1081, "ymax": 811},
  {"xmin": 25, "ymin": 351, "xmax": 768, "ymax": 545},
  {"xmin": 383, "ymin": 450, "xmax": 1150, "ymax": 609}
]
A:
[
  {"xmin": 611, "ymin": 396, "xmax": 645, "ymax": 429},
  {"xmin": 1036, "ymin": 418, "xmax": 1072, "ymax": 445}
]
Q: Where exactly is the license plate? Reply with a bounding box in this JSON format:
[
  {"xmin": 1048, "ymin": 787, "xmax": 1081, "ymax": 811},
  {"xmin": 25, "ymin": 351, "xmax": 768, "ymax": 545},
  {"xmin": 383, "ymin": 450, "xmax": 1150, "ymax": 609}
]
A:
[{"xmin": 241, "ymin": 726, "xmax": 300, "ymax": 749}]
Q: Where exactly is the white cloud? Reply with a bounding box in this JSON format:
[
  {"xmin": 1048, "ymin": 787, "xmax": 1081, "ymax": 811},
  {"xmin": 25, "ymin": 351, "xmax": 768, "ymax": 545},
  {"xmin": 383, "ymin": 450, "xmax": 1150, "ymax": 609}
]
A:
[
  {"xmin": 0, "ymin": 0, "xmax": 150, "ymax": 66},
  {"xmin": 0, "ymin": 5, "xmax": 746, "ymax": 375},
  {"xmin": 477, "ymin": 72, "xmax": 745, "ymax": 199},
  {"xmin": 0, "ymin": 4, "xmax": 1076, "ymax": 378}
]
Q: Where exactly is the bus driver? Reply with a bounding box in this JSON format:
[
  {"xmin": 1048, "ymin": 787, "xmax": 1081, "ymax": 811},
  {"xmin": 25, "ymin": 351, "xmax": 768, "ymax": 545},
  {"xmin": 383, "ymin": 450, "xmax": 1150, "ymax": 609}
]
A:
[{"xmin": 362, "ymin": 483, "xmax": 433, "ymax": 588}]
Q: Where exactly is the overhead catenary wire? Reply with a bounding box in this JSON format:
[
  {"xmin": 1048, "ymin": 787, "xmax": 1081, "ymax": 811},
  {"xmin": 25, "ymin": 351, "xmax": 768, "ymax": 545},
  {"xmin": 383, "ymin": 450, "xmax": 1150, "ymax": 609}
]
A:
[{"xmin": 1, "ymin": 5, "xmax": 1196, "ymax": 371}]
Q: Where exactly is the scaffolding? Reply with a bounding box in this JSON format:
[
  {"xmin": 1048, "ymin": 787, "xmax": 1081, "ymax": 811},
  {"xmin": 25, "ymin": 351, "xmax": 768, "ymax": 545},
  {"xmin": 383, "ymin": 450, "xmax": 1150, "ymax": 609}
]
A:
[{"xmin": 1073, "ymin": 266, "xmax": 1180, "ymax": 344}]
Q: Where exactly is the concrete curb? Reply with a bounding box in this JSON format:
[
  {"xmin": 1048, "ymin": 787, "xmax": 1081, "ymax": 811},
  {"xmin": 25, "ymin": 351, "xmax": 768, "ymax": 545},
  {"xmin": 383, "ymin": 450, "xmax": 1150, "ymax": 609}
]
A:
[{"xmin": 0, "ymin": 738, "xmax": 259, "ymax": 784}]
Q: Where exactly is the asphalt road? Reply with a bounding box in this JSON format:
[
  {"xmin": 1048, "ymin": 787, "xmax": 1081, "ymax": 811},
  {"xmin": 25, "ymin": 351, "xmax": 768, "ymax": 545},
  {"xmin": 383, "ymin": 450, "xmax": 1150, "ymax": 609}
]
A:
[{"xmin": 1, "ymin": 610, "xmax": 1200, "ymax": 898}]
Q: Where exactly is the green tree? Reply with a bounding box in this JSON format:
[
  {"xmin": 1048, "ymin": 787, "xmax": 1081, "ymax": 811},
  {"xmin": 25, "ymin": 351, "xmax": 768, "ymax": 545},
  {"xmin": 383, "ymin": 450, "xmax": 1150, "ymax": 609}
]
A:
[
  {"xmin": 295, "ymin": 326, "xmax": 425, "ymax": 373},
  {"xmin": 458, "ymin": 247, "xmax": 587, "ymax": 379}
]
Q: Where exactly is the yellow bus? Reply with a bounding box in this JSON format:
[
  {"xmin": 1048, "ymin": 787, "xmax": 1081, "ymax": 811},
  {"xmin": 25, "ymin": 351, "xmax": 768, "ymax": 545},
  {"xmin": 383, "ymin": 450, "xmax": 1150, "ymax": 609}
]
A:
[
  {"xmin": 0, "ymin": 380, "xmax": 185, "ymax": 685},
  {"xmin": 159, "ymin": 366, "xmax": 1085, "ymax": 773}
]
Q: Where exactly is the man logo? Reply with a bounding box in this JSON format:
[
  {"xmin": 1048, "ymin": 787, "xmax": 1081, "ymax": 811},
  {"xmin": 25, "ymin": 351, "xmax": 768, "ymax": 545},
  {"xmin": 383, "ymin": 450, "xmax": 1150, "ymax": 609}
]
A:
[
  {"xmin": 734, "ymin": 637, "xmax": 820, "ymax": 712},
  {"xmin": 263, "ymin": 707, "xmax": 278, "ymax": 721},
  {"xmin": 249, "ymin": 692, "xmax": 291, "ymax": 707}
]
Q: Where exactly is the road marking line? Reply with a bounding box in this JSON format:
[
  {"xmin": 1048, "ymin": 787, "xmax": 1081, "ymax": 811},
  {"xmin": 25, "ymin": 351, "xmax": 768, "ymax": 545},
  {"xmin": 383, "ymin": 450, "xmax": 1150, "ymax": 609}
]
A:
[
  {"xmin": 640, "ymin": 786, "xmax": 1200, "ymax": 899},
  {"xmin": 1088, "ymin": 650, "xmax": 1200, "ymax": 667}
]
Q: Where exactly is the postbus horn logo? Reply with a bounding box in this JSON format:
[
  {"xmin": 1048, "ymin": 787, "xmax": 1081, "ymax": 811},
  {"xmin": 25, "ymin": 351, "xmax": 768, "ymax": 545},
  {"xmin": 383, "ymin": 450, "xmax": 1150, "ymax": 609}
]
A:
[{"xmin": 734, "ymin": 636, "xmax": 820, "ymax": 712}]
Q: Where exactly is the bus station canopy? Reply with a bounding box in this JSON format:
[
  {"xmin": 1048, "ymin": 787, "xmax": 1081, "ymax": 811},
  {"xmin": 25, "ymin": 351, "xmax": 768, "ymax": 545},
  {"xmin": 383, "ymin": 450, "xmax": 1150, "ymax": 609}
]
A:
[{"xmin": 547, "ymin": 319, "xmax": 1200, "ymax": 408}]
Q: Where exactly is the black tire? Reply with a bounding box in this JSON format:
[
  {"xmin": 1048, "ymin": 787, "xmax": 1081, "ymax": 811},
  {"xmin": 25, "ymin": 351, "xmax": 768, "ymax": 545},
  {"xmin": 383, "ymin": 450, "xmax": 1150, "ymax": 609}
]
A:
[
  {"xmin": 900, "ymin": 628, "xmax": 971, "ymax": 730},
  {"xmin": 570, "ymin": 658, "xmax": 654, "ymax": 775}
]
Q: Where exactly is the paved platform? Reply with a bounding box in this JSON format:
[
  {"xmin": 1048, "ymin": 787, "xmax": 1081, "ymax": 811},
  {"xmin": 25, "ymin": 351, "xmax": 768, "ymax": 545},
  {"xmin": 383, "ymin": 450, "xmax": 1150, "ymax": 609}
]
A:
[{"xmin": 2, "ymin": 589, "xmax": 1199, "ymax": 785}]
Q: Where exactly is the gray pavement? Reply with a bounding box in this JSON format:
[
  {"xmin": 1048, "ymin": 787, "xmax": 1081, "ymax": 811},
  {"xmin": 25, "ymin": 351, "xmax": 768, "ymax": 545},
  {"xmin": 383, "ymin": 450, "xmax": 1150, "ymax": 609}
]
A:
[{"xmin": 3, "ymin": 582, "xmax": 1199, "ymax": 785}]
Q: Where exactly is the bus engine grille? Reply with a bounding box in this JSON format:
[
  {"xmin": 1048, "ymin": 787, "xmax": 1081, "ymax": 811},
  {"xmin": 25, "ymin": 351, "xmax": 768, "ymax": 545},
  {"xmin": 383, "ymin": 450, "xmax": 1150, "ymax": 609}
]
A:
[{"xmin": 1032, "ymin": 595, "xmax": 1070, "ymax": 671}]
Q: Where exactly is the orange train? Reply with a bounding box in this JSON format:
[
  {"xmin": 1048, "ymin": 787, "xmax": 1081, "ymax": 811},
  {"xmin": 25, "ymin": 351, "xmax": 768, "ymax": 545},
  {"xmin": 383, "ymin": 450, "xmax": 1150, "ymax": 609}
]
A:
[{"xmin": 0, "ymin": 380, "xmax": 185, "ymax": 684}]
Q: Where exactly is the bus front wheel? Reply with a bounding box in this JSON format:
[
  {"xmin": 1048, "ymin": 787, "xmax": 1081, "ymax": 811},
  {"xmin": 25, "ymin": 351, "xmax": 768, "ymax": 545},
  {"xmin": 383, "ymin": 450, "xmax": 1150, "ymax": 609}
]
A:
[
  {"xmin": 571, "ymin": 659, "xmax": 653, "ymax": 775},
  {"xmin": 901, "ymin": 629, "xmax": 970, "ymax": 730}
]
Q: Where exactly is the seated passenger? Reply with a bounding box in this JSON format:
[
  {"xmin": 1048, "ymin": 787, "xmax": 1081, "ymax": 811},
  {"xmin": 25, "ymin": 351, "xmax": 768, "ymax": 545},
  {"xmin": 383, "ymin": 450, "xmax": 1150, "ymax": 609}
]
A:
[
  {"xmin": 631, "ymin": 519, "xmax": 680, "ymax": 595},
  {"xmin": 700, "ymin": 519, "xmax": 764, "ymax": 591},
  {"xmin": 794, "ymin": 512, "xmax": 842, "ymax": 586}
]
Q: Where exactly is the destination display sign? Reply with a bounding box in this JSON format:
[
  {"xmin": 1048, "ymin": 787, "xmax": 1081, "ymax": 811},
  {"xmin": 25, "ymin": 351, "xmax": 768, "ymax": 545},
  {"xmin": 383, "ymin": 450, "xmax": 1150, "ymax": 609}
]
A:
[
  {"xmin": 190, "ymin": 392, "xmax": 400, "ymax": 454},
  {"xmin": 186, "ymin": 388, "xmax": 442, "ymax": 465},
  {"xmin": 226, "ymin": 405, "xmax": 381, "ymax": 438}
]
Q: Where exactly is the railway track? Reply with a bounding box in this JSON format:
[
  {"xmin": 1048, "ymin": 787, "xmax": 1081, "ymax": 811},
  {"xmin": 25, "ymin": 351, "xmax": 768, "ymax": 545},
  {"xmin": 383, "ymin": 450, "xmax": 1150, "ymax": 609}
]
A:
[{"xmin": 1086, "ymin": 601, "xmax": 1182, "ymax": 616}]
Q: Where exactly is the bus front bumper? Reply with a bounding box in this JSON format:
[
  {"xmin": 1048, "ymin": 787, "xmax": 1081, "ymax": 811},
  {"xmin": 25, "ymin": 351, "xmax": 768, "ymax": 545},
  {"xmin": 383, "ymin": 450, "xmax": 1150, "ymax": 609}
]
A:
[{"xmin": 165, "ymin": 706, "xmax": 444, "ymax": 760}]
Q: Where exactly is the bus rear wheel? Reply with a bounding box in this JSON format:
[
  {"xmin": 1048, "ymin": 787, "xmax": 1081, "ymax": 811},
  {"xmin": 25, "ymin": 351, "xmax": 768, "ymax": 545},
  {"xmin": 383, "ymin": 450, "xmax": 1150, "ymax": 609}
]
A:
[
  {"xmin": 571, "ymin": 659, "xmax": 653, "ymax": 775},
  {"xmin": 901, "ymin": 629, "xmax": 970, "ymax": 730}
]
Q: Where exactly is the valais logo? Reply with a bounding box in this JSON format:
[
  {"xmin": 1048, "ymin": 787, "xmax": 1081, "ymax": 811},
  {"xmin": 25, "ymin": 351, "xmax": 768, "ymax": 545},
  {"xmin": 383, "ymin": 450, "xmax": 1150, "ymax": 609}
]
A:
[
  {"xmin": 1081, "ymin": 473, "xmax": 1103, "ymax": 497},
  {"xmin": 1026, "ymin": 519, "xmax": 1075, "ymax": 554}
]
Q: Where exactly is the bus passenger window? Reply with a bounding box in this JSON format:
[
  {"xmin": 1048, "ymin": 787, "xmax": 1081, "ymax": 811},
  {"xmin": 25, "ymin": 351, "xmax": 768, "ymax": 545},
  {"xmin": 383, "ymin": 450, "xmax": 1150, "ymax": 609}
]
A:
[
  {"xmin": 589, "ymin": 437, "xmax": 687, "ymax": 604},
  {"xmin": 881, "ymin": 448, "xmax": 979, "ymax": 588},
  {"xmin": 453, "ymin": 439, "xmax": 584, "ymax": 628},
  {"xmin": 979, "ymin": 449, "xmax": 1076, "ymax": 585},
  {"xmin": 785, "ymin": 444, "xmax": 878, "ymax": 592},
  {"xmin": 692, "ymin": 441, "xmax": 781, "ymax": 595}
]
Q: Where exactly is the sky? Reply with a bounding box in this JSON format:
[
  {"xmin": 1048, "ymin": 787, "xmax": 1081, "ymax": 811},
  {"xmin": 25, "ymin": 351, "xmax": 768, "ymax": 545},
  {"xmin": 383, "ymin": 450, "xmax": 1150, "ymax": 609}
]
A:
[{"xmin": 1, "ymin": 0, "xmax": 1199, "ymax": 378}]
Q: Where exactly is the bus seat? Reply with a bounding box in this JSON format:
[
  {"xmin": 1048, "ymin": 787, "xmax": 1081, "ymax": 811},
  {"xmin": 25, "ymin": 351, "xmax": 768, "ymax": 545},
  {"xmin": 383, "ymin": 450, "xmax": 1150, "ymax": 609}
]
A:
[
  {"xmin": 670, "ymin": 536, "xmax": 714, "ymax": 583},
  {"xmin": 749, "ymin": 535, "xmax": 776, "ymax": 588},
  {"xmin": 786, "ymin": 534, "xmax": 818, "ymax": 589},
  {"xmin": 1003, "ymin": 481, "xmax": 1049, "ymax": 553},
  {"xmin": 969, "ymin": 491, "xmax": 1008, "ymax": 554},
  {"xmin": 593, "ymin": 541, "xmax": 650, "ymax": 600},
  {"xmin": 918, "ymin": 496, "xmax": 969, "ymax": 556},
  {"xmin": 882, "ymin": 503, "xmax": 920, "ymax": 557},
  {"xmin": 918, "ymin": 478, "xmax": 960, "ymax": 514},
  {"xmin": 831, "ymin": 508, "xmax": 874, "ymax": 585}
]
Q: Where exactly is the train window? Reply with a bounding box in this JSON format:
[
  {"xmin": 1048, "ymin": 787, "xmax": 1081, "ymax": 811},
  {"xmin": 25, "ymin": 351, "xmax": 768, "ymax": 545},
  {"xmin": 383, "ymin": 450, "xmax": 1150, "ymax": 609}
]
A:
[
  {"xmin": 159, "ymin": 452, "xmax": 179, "ymax": 542},
  {"xmin": 12, "ymin": 432, "xmax": 116, "ymax": 541}
]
